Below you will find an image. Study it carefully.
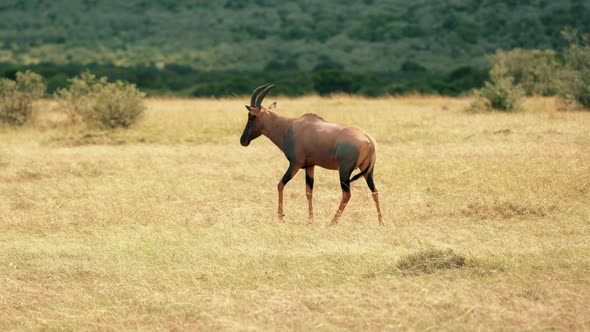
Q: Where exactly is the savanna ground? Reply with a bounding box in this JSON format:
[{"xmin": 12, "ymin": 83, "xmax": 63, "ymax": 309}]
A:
[{"xmin": 0, "ymin": 96, "xmax": 589, "ymax": 330}]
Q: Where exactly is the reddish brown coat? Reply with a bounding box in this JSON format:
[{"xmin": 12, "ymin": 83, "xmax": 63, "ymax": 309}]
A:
[{"xmin": 240, "ymin": 84, "xmax": 383, "ymax": 225}]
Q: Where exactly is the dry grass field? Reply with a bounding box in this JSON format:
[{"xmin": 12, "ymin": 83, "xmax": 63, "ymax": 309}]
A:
[{"xmin": 0, "ymin": 96, "xmax": 589, "ymax": 330}]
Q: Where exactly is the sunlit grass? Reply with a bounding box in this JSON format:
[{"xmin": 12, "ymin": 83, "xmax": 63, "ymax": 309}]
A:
[{"xmin": 0, "ymin": 96, "xmax": 589, "ymax": 330}]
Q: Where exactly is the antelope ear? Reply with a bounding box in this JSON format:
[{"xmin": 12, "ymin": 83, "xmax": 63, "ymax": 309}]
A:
[
  {"xmin": 268, "ymin": 102, "xmax": 277, "ymax": 109},
  {"xmin": 245, "ymin": 105, "xmax": 261, "ymax": 115}
]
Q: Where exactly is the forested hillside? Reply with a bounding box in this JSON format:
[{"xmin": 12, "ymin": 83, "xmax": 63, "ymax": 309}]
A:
[{"xmin": 0, "ymin": 0, "xmax": 588, "ymax": 95}]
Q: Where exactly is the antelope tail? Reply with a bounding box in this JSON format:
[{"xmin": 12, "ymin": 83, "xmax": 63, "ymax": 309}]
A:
[
  {"xmin": 349, "ymin": 142, "xmax": 374, "ymax": 183},
  {"xmin": 349, "ymin": 164, "xmax": 371, "ymax": 183}
]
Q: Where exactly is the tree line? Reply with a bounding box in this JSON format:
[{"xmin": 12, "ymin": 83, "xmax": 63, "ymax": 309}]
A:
[{"xmin": 0, "ymin": 62, "xmax": 488, "ymax": 97}]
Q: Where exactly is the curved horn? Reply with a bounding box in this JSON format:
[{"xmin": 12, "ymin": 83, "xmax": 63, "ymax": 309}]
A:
[
  {"xmin": 250, "ymin": 83, "xmax": 270, "ymax": 107},
  {"xmin": 255, "ymin": 83, "xmax": 276, "ymax": 107}
]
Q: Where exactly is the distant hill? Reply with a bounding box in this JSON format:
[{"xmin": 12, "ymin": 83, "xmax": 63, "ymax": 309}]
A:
[{"xmin": 1, "ymin": 0, "xmax": 589, "ymax": 72}]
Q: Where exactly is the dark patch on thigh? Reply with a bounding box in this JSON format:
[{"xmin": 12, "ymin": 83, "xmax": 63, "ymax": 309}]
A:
[
  {"xmin": 335, "ymin": 141, "xmax": 358, "ymax": 192},
  {"xmin": 335, "ymin": 141, "xmax": 359, "ymax": 173},
  {"xmin": 339, "ymin": 179, "xmax": 351, "ymax": 192},
  {"xmin": 283, "ymin": 125, "xmax": 296, "ymax": 162},
  {"xmin": 339, "ymin": 166, "xmax": 353, "ymax": 192}
]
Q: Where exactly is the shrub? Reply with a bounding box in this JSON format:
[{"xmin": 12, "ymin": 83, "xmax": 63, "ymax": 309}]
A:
[
  {"xmin": 0, "ymin": 70, "xmax": 45, "ymax": 126},
  {"xmin": 56, "ymin": 72, "xmax": 145, "ymax": 129},
  {"xmin": 469, "ymin": 63, "xmax": 524, "ymax": 112},
  {"xmin": 557, "ymin": 29, "xmax": 590, "ymax": 109},
  {"xmin": 492, "ymin": 49, "xmax": 559, "ymax": 96}
]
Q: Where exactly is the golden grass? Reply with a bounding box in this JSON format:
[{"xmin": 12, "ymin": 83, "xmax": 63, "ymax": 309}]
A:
[{"xmin": 1, "ymin": 96, "xmax": 589, "ymax": 330}]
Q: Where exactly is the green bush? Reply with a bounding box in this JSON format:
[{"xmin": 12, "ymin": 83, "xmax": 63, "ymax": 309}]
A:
[
  {"xmin": 56, "ymin": 72, "xmax": 145, "ymax": 129},
  {"xmin": 558, "ymin": 29, "xmax": 590, "ymax": 109},
  {"xmin": 469, "ymin": 64, "xmax": 524, "ymax": 112},
  {"xmin": 0, "ymin": 70, "xmax": 45, "ymax": 126},
  {"xmin": 492, "ymin": 49, "xmax": 559, "ymax": 96}
]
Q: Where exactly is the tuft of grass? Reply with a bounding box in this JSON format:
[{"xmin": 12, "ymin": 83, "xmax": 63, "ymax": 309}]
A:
[
  {"xmin": 396, "ymin": 248, "xmax": 467, "ymax": 275},
  {"xmin": 452, "ymin": 199, "xmax": 556, "ymax": 220}
]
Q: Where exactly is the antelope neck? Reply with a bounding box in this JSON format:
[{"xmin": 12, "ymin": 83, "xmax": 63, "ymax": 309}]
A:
[{"xmin": 261, "ymin": 111, "xmax": 294, "ymax": 151}]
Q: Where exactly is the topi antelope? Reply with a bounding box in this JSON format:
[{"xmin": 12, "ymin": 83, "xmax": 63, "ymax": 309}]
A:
[{"xmin": 240, "ymin": 83, "xmax": 383, "ymax": 226}]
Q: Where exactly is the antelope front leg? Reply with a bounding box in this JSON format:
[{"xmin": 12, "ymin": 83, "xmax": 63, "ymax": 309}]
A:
[
  {"xmin": 305, "ymin": 166, "xmax": 315, "ymax": 224},
  {"xmin": 277, "ymin": 163, "xmax": 299, "ymax": 222}
]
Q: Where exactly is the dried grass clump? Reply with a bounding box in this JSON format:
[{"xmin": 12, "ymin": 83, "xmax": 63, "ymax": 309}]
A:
[
  {"xmin": 453, "ymin": 200, "xmax": 556, "ymax": 220},
  {"xmin": 397, "ymin": 248, "xmax": 466, "ymax": 275}
]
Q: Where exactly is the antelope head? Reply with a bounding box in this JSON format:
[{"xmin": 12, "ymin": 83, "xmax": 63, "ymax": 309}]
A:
[{"xmin": 240, "ymin": 83, "xmax": 277, "ymax": 147}]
